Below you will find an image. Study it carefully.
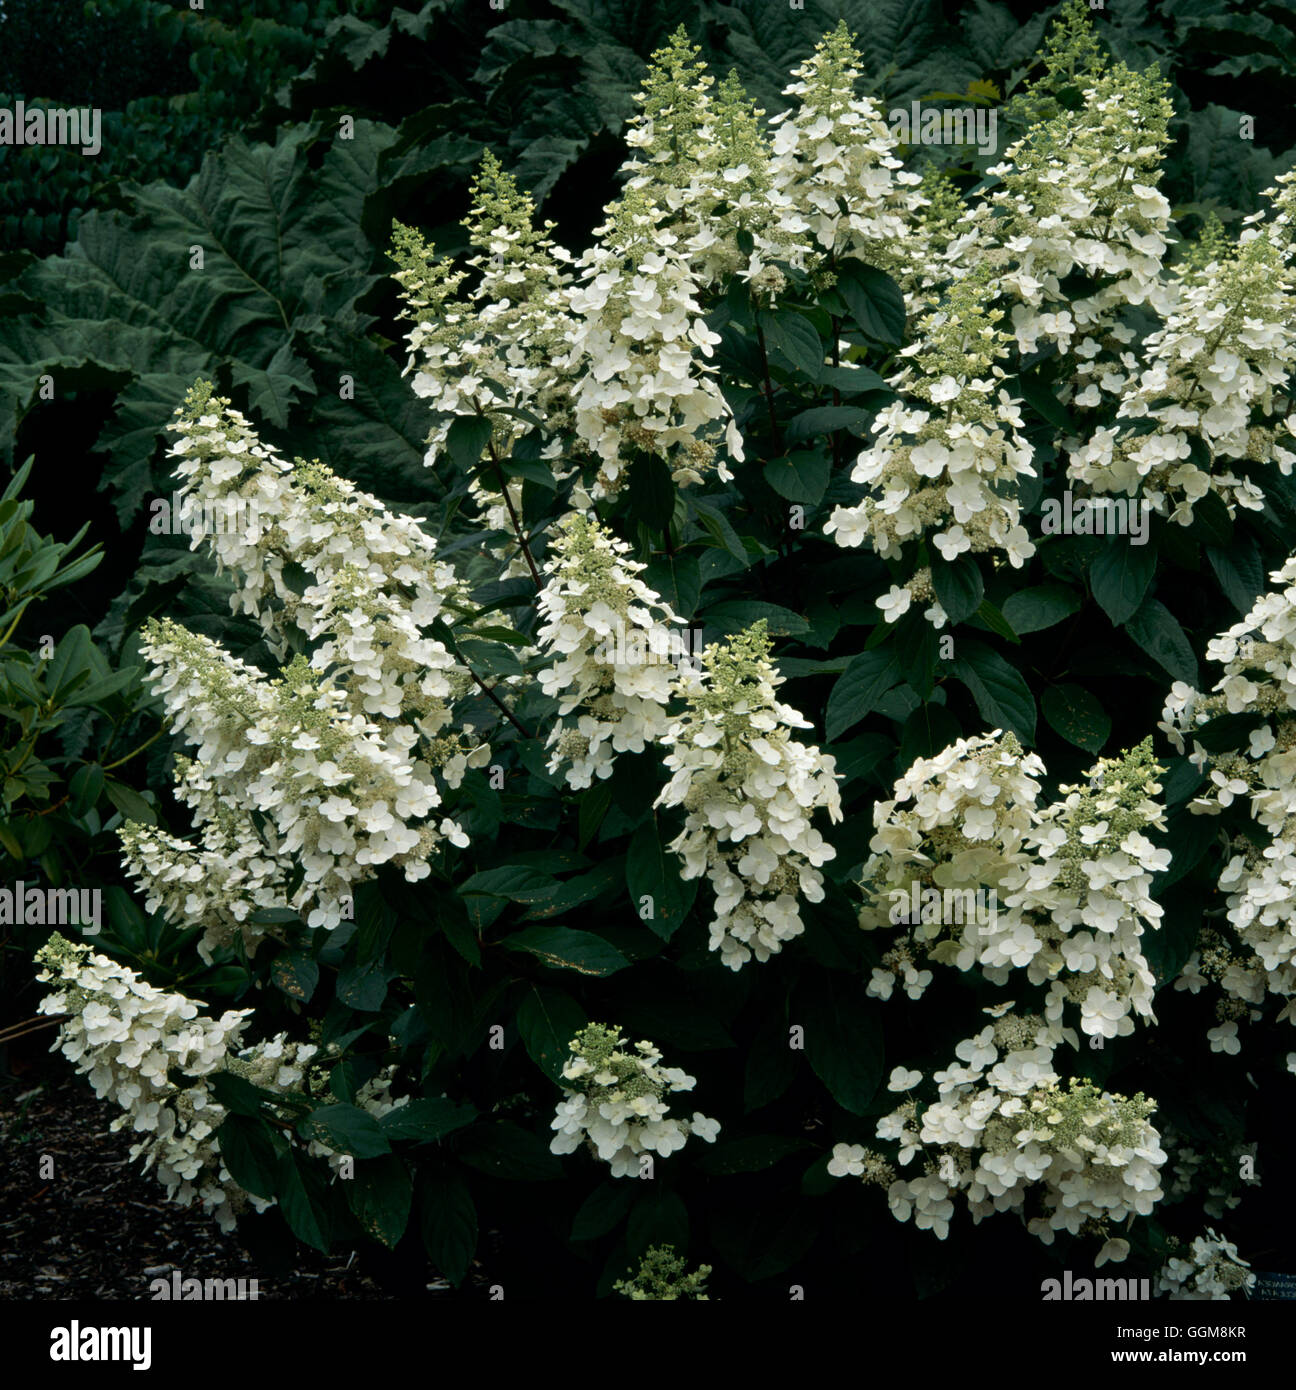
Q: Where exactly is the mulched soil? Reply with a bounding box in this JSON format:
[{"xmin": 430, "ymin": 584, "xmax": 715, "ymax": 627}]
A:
[{"xmin": 0, "ymin": 1057, "xmax": 477, "ymax": 1301}]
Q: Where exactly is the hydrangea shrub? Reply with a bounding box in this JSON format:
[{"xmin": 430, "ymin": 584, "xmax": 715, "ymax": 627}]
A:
[{"xmin": 32, "ymin": 3, "xmax": 1296, "ymax": 1299}]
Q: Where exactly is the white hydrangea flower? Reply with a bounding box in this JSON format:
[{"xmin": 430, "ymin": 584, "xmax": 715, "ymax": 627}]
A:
[
  {"xmin": 1068, "ymin": 231, "xmax": 1296, "ymax": 525},
  {"xmin": 849, "ymin": 1021, "xmax": 1166, "ymax": 1255},
  {"xmin": 655, "ymin": 621, "xmax": 842, "ymax": 969},
  {"xmin": 767, "ymin": 22, "xmax": 932, "ymax": 305},
  {"xmin": 824, "ymin": 267, "xmax": 1037, "ymax": 613},
  {"xmin": 1155, "ymin": 1228, "xmax": 1255, "ymax": 1300},
  {"xmin": 859, "ymin": 730, "xmax": 1166, "ymax": 1039},
  {"xmin": 618, "ymin": 31, "xmax": 790, "ymax": 292},
  {"xmin": 979, "ymin": 56, "xmax": 1175, "ymax": 370},
  {"xmin": 565, "ymin": 187, "xmax": 741, "ymax": 498},
  {"xmin": 549, "ymin": 1024, "xmax": 718, "ymax": 1176},
  {"xmin": 165, "ymin": 386, "xmax": 486, "ymax": 744},
  {"xmin": 34, "ymin": 935, "xmax": 310, "ymax": 1231},
  {"xmin": 120, "ymin": 384, "xmax": 502, "ymax": 953},
  {"xmin": 394, "ymin": 151, "xmax": 576, "ymax": 485},
  {"xmin": 536, "ymin": 513, "xmax": 684, "ymax": 789},
  {"xmin": 1160, "ymin": 554, "xmax": 1296, "ymax": 1048},
  {"xmin": 119, "ymin": 617, "xmax": 455, "ymax": 950}
]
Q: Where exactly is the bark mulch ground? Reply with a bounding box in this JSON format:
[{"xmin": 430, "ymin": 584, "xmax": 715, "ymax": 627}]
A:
[{"xmin": 0, "ymin": 1058, "xmax": 478, "ymax": 1300}]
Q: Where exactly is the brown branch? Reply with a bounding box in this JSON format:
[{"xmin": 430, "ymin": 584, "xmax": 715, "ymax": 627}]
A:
[
  {"xmin": 486, "ymin": 439, "xmax": 543, "ymax": 589},
  {"xmin": 469, "ymin": 670, "xmax": 532, "ymax": 741}
]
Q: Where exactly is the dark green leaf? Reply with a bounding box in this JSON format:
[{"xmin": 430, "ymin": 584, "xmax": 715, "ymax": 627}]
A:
[
  {"xmin": 1090, "ymin": 538, "xmax": 1157, "ymax": 626},
  {"xmin": 627, "ymin": 453, "xmax": 675, "ymax": 532},
  {"xmin": 1016, "ymin": 369, "xmax": 1077, "ymax": 431},
  {"xmin": 949, "ymin": 639, "xmax": 1036, "ymax": 744},
  {"xmin": 456, "ymin": 1121, "xmax": 563, "ymax": 1180},
  {"xmin": 380, "ymin": 1097, "xmax": 477, "ymax": 1144},
  {"xmin": 834, "ymin": 260, "xmax": 906, "ymax": 345},
  {"xmin": 700, "ymin": 599, "xmax": 808, "ymax": 637},
  {"xmin": 446, "ymin": 415, "xmax": 492, "ymax": 471},
  {"xmin": 270, "ymin": 949, "xmax": 319, "ymax": 1002},
  {"xmin": 694, "ymin": 1135, "xmax": 810, "ymax": 1175},
  {"xmin": 796, "ymin": 973, "xmax": 883, "ymax": 1115},
  {"xmin": 103, "ymin": 780, "xmax": 155, "ymax": 826},
  {"xmin": 973, "ymin": 600, "xmax": 1020, "ymax": 644},
  {"xmin": 626, "ymin": 818, "xmax": 698, "ymax": 941},
  {"xmin": 1125, "ymin": 597, "xmax": 1199, "ymax": 686},
  {"xmin": 1206, "ymin": 539, "xmax": 1264, "ymax": 615},
  {"xmin": 1041, "ymin": 684, "xmax": 1111, "ymax": 754},
  {"xmin": 825, "ymin": 651, "xmax": 902, "ymax": 741},
  {"xmin": 572, "ymin": 1182, "xmax": 635, "ymax": 1242},
  {"xmin": 276, "ymin": 1148, "xmax": 330, "ymax": 1253},
  {"xmin": 626, "ymin": 1188, "xmax": 689, "ymax": 1256},
  {"xmin": 309, "ymin": 1102, "xmax": 392, "ymax": 1159},
  {"xmin": 419, "ymin": 1172, "xmax": 477, "ymax": 1285},
  {"xmin": 1001, "ymin": 583, "xmax": 1080, "ymax": 635},
  {"xmin": 208, "ymin": 1071, "xmax": 269, "ymax": 1119},
  {"xmin": 784, "ymin": 406, "xmax": 874, "ymax": 443},
  {"xmin": 498, "ymin": 925, "xmax": 629, "ymax": 976},
  {"xmin": 68, "ymin": 762, "xmax": 104, "ymax": 818},
  {"xmin": 215, "ymin": 1114, "xmax": 280, "ymax": 1201},
  {"xmin": 931, "ymin": 554, "xmax": 984, "ymax": 626},
  {"xmin": 517, "ymin": 985, "xmax": 587, "ymax": 1082},
  {"xmin": 763, "ymin": 451, "xmax": 831, "ymax": 505},
  {"xmin": 761, "ymin": 308, "xmax": 823, "ymax": 377},
  {"xmin": 346, "ymin": 1154, "xmax": 412, "ymax": 1248}
]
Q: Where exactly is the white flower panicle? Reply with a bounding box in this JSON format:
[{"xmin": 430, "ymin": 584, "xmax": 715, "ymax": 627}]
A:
[
  {"xmin": 1068, "ymin": 232, "xmax": 1296, "ymax": 524},
  {"xmin": 1163, "ymin": 1133, "xmax": 1249, "ymax": 1221},
  {"xmin": 120, "ymin": 617, "xmax": 465, "ymax": 946},
  {"xmin": 860, "ymin": 732, "xmax": 1167, "ymax": 1039},
  {"xmin": 655, "ymin": 621, "xmax": 842, "ymax": 969},
  {"xmin": 835, "ymin": 1019, "xmax": 1166, "ymax": 1253},
  {"xmin": 549, "ymin": 1023, "xmax": 719, "ymax": 1176},
  {"xmin": 536, "ymin": 512, "xmax": 683, "ymax": 790},
  {"xmin": 621, "ymin": 31, "xmax": 787, "ymax": 291},
  {"xmin": 984, "ymin": 53, "xmax": 1174, "ymax": 365},
  {"xmin": 1156, "ymin": 1229, "xmax": 1255, "ymax": 1300},
  {"xmin": 166, "ymin": 384, "xmax": 481, "ymax": 747},
  {"xmin": 768, "ymin": 22, "xmax": 929, "ymax": 298},
  {"xmin": 394, "ymin": 151, "xmax": 575, "ymax": 475},
  {"xmin": 1241, "ymin": 166, "xmax": 1296, "ymax": 264},
  {"xmin": 825, "ymin": 266, "xmax": 1036, "ymax": 624},
  {"xmin": 120, "ymin": 811, "xmax": 296, "ymax": 965},
  {"xmin": 35, "ymin": 934, "xmax": 406, "ymax": 1231},
  {"xmin": 1161, "ymin": 555, "xmax": 1296, "ymax": 1046},
  {"xmin": 124, "ymin": 383, "xmax": 496, "ymax": 949},
  {"xmin": 35, "ymin": 933, "xmax": 265, "ymax": 1231},
  {"xmin": 566, "ymin": 183, "xmax": 742, "ymax": 498},
  {"xmin": 614, "ymin": 1245, "xmax": 712, "ymax": 1300}
]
